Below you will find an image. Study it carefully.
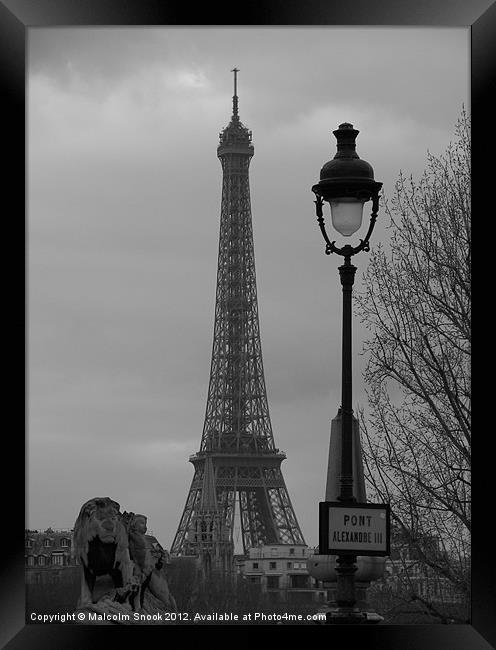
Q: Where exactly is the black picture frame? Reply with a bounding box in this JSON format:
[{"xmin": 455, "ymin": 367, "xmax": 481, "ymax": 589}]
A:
[{"xmin": 1, "ymin": 0, "xmax": 492, "ymax": 647}]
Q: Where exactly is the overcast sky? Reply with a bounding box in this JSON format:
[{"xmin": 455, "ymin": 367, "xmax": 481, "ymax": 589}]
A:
[{"xmin": 27, "ymin": 27, "xmax": 469, "ymax": 550}]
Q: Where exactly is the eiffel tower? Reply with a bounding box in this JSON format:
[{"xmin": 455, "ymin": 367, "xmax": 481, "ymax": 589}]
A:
[{"xmin": 171, "ymin": 70, "xmax": 305, "ymax": 563}]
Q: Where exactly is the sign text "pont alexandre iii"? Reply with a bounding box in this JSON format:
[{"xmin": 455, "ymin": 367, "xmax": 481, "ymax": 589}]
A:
[{"xmin": 319, "ymin": 502, "xmax": 390, "ymax": 556}]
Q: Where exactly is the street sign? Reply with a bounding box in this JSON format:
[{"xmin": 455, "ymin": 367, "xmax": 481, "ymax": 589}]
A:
[{"xmin": 319, "ymin": 502, "xmax": 390, "ymax": 556}]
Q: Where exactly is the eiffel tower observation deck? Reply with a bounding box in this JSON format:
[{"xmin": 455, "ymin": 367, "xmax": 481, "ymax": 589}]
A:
[{"xmin": 171, "ymin": 70, "xmax": 305, "ymax": 559}]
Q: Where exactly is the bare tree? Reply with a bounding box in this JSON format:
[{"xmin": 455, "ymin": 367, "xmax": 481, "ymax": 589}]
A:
[{"xmin": 356, "ymin": 109, "xmax": 470, "ymax": 621}]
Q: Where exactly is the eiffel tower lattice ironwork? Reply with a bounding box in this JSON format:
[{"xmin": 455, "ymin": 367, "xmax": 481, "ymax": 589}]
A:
[{"xmin": 171, "ymin": 70, "xmax": 305, "ymax": 558}]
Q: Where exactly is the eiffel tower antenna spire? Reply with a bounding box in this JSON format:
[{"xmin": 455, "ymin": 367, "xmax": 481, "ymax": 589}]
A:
[{"xmin": 231, "ymin": 67, "xmax": 239, "ymax": 118}]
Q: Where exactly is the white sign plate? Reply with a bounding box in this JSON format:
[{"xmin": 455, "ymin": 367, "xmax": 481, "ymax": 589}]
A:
[{"xmin": 325, "ymin": 504, "xmax": 389, "ymax": 554}]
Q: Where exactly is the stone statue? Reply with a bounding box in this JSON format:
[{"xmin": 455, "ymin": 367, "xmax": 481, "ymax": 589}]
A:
[
  {"xmin": 72, "ymin": 498, "xmax": 176, "ymax": 624},
  {"xmin": 72, "ymin": 497, "xmax": 136, "ymax": 609}
]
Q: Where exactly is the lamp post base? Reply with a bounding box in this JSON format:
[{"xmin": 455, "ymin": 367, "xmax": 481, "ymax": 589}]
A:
[
  {"xmin": 322, "ymin": 605, "xmax": 383, "ymax": 625},
  {"xmin": 317, "ymin": 583, "xmax": 385, "ymax": 625}
]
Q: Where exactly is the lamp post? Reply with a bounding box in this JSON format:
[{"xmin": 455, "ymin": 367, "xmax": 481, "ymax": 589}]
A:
[{"xmin": 312, "ymin": 123, "xmax": 382, "ymax": 622}]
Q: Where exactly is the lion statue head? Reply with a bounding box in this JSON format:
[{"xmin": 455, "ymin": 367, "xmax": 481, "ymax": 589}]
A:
[{"xmin": 72, "ymin": 497, "xmax": 129, "ymax": 567}]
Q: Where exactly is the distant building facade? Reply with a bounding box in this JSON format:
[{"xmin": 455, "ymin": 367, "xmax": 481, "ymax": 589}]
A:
[
  {"xmin": 25, "ymin": 529, "xmax": 77, "ymax": 585},
  {"xmin": 235, "ymin": 544, "xmax": 327, "ymax": 604}
]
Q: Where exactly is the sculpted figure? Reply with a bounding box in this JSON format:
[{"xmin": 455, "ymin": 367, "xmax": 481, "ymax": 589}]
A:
[
  {"xmin": 123, "ymin": 512, "xmax": 177, "ymax": 613},
  {"xmin": 72, "ymin": 497, "xmax": 135, "ymax": 608}
]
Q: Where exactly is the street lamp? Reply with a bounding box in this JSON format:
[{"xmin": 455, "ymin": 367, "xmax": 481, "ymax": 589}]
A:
[{"xmin": 312, "ymin": 123, "xmax": 382, "ymax": 622}]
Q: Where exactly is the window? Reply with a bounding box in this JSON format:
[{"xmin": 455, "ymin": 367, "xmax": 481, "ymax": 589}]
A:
[
  {"xmin": 25, "ymin": 539, "xmax": 33, "ymax": 548},
  {"xmin": 269, "ymin": 562, "xmax": 276, "ymax": 570},
  {"xmin": 290, "ymin": 574, "xmax": 309, "ymax": 589},
  {"xmin": 252, "ymin": 562, "xmax": 259, "ymax": 569},
  {"xmin": 60, "ymin": 538, "xmax": 70, "ymax": 547},
  {"xmin": 38, "ymin": 555, "xmax": 46, "ymax": 566},
  {"xmin": 44, "ymin": 539, "xmax": 51, "ymax": 547},
  {"xmin": 287, "ymin": 562, "xmax": 292, "ymax": 569},
  {"xmin": 52, "ymin": 554, "xmax": 64, "ymax": 566},
  {"xmin": 266, "ymin": 575, "xmax": 279, "ymax": 589},
  {"xmin": 26, "ymin": 556, "xmax": 34, "ymax": 567},
  {"xmin": 289, "ymin": 548, "xmax": 295, "ymax": 555}
]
